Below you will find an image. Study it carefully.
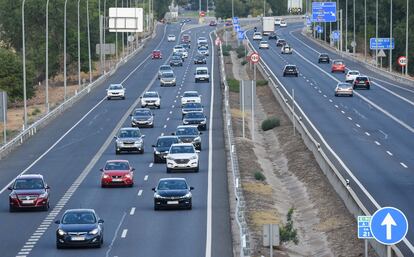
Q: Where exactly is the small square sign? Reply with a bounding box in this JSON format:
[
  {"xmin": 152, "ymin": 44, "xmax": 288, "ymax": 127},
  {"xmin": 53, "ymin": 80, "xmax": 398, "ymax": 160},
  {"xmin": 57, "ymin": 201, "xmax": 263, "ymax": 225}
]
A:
[{"xmin": 358, "ymin": 216, "xmax": 373, "ymax": 239}]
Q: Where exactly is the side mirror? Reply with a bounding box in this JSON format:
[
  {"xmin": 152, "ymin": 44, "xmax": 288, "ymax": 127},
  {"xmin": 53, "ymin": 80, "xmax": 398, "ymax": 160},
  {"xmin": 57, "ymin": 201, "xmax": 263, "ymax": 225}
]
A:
[
  {"xmin": 194, "ymin": 73, "xmax": 196, "ymax": 75},
  {"xmin": 98, "ymin": 219, "xmax": 104, "ymax": 224},
  {"xmin": 152, "ymin": 187, "xmax": 156, "ymax": 191},
  {"xmin": 114, "ymin": 136, "xmax": 118, "ymax": 139},
  {"xmin": 152, "ymin": 144, "xmax": 156, "ymax": 147},
  {"xmin": 54, "ymin": 220, "xmax": 60, "ymax": 224},
  {"xmin": 190, "ymin": 186, "xmax": 194, "ymax": 190},
  {"xmin": 141, "ymin": 135, "xmax": 146, "ymax": 138},
  {"xmin": 45, "ymin": 185, "xmax": 50, "ymax": 189},
  {"xmin": 8, "ymin": 186, "xmax": 12, "ymax": 190},
  {"xmin": 199, "ymin": 132, "xmax": 203, "ymax": 135},
  {"xmin": 131, "ymin": 168, "xmax": 135, "ymax": 171},
  {"xmin": 196, "ymin": 150, "xmax": 200, "ymax": 153},
  {"xmin": 171, "ymin": 132, "xmax": 175, "ymax": 135},
  {"xmin": 99, "ymin": 168, "xmax": 103, "ymax": 172},
  {"xmin": 140, "ymin": 96, "xmax": 142, "ymax": 98}
]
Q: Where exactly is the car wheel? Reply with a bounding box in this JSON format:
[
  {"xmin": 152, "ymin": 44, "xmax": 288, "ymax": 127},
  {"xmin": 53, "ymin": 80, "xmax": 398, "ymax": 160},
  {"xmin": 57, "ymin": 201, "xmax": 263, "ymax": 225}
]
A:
[
  {"xmin": 154, "ymin": 205, "xmax": 160, "ymax": 211},
  {"xmin": 295, "ymin": 74, "xmax": 298, "ymax": 77},
  {"xmin": 350, "ymin": 94, "xmax": 353, "ymax": 97},
  {"xmin": 115, "ymin": 149, "xmax": 120, "ymax": 155},
  {"xmin": 122, "ymin": 96, "xmax": 125, "ymax": 100},
  {"xmin": 56, "ymin": 242, "xmax": 64, "ymax": 249},
  {"xmin": 157, "ymin": 105, "xmax": 161, "ymax": 109},
  {"xmin": 166, "ymin": 168, "xmax": 171, "ymax": 173},
  {"xmin": 101, "ymin": 183, "xmax": 106, "ymax": 188},
  {"xmin": 367, "ymin": 86, "xmax": 370, "ymax": 90},
  {"xmin": 128, "ymin": 183, "xmax": 134, "ymax": 188},
  {"xmin": 194, "ymin": 166, "xmax": 199, "ymax": 173},
  {"xmin": 334, "ymin": 93, "xmax": 338, "ymax": 97},
  {"xmin": 150, "ymin": 124, "xmax": 154, "ymax": 128},
  {"xmin": 43, "ymin": 202, "xmax": 50, "ymax": 211},
  {"xmin": 154, "ymin": 155, "xmax": 159, "ymax": 163},
  {"xmin": 139, "ymin": 148, "xmax": 144, "ymax": 154},
  {"xmin": 197, "ymin": 145, "xmax": 202, "ymax": 151},
  {"xmin": 9, "ymin": 205, "xmax": 15, "ymax": 212}
]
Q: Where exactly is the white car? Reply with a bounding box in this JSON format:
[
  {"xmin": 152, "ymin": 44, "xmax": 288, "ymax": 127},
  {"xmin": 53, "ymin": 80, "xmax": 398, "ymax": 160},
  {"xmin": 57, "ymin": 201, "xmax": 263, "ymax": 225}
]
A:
[
  {"xmin": 345, "ymin": 70, "xmax": 360, "ymax": 82},
  {"xmin": 275, "ymin": 17, "xmax": 282, "ymax": 26},
  {"xmin": 252, "ymin": 32, "xmax": 263, "ymax": 40},
  {"xmin": 335, "ymin": 82, "xmax": 353, "ymax": 97},
  {"xmin": 259, "ymin": 40, "xmax": 269, "ymax": 49},
  {"xmin": 281, "ymin": 45, "xmax": 293, "ymax": 54},
  {"xmin": 181, "ymin": 91, "xmax": 201, "ymax": 106},
  {"xmin": 194, "ymin": 67, "xmax": 210, "ymax": 82},
  {"xmin": 141, "ymin": 91, "xmax": 161, "ymax": 108},
  {"xmin": 197, "ymin": 46, "xmax": 209, "ymax": 56},
  {"xmin": 177, "ymin": 48, "xmax": 188, "ymax": 58},
  {"xmin": 166, "ymin": 143, "xmax": 199, "ymax": 173},
  {"xmin": 107, "ymin": 84, "xmax": 125, "ymax": 100},
  {"xmin": 167, "ymin": 34, "xmax": 176, "ymax": 42},
  {"xmin": 173, "ymin": 45, "xmax": 184, "ymax": 54},
  {"xmin": 197, "ymin": 37, "xmax": 208, "ymax": 45},
  {"xmin": 280, "ymin": 20, "xmax": 287, "ymax": 27}
]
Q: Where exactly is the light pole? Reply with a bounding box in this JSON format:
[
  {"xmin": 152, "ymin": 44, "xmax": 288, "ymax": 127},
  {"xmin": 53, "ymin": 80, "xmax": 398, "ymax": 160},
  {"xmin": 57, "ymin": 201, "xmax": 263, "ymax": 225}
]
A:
[
  {"xmin": 352, "ymin": 0, "xmax": 355, "ymax": 54},
  {"xmin": 406, "ymin": 0, "xmax": 409, "ymax": 75},
  {"xmin": 21, "ymin": 0, "xmax": 28, "ymax": 129},
  {"xmin": 64, "ymin": 0, "xmax": 68, "ymax": 100},
  {"xmin": 122, "ymin": 0, "xmax": 125, "ymax": 59},
  {"xmin": 345, "ymin": 0, "xmax": 348, "ymax": 52},
  {"xmin": 87, "ymin": 0, "xmax": 92, "ymax": 83},
  {"xmin": 232, "ymin": 0, "xmax": 234, "ymax": 19},
  {"xmin": 389, "ymin": 0, "xmax": 393, "ymax": 72},
  {"xmin": 364, "ymin": 0, "xmax": 367, "ymax": 61},
  {"xmin": 77, "ymin": 0, "xmax": 81, "ymax": 89},
  {"xmin": 375, "ymin": 0, "xmax": 378, "ymax": 67},
  {"xmin": 99, "ymin": 0, "xmax": 104, "ymax": 75},
  {"xmin": 45, "ymin": 0, "xmax": 50, "ymax": 113},
  {"xmin": 263, "ymin": 0, "xmax": 265, "ymax": 16}
]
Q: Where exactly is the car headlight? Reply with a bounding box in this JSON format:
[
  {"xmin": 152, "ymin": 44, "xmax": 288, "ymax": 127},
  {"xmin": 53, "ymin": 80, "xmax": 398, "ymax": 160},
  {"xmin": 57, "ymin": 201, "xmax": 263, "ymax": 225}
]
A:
[
  {"xmin": 9, "ymin": 193, "xmax": 17, "ymax": 199},
  {"xmin": 58, "ymin": 229, "xmax": 66, "ymax": 236},
  {"xmin": 89, "ymin": 228, "xmax": 99, "ymax": 235},
  {"xmin": 124, "ymin": 174, "xmax": 132, "ymax": 179},
  {"xmin": 135, "ymin": 139, "xmax": 143, "ymax": 145},
  {"xmin": 154, "ymin": 193, "xmax": 164, "ymax": 199},
  {"xmin": 194, "ymin": 136, "xmax": 201, "ymax": 142},
  {"xmin": 103, "ymin": 174, "xmax": 110, "ymax": 179},
  {"xmin": 183, "ymin": 192, "xmax": 192, "ymax": 198},
  {"xmin": 155, "ymin": 150, "xmax": 160, "ymax": 154},
  {"xmin": 183, "ymin": 120, "xmax": 189, "ymax": 124},
  {"xmin": 166, "ymin": 156, "xmax": 174, "ymax": 160},
  {"xmin": 172, "ymin": 79, "xmax": 176, "ymax": 83},
  {"xmin": 38, "ymin": 192, "xmax": 48, "ymax": 198},
  {"xmin": 190, "ymin": 155, "xmax": 198, "ymax": 160},
  {"xmin": 200, "ymin": 120, "xmax": 206, "ymax": 124}
]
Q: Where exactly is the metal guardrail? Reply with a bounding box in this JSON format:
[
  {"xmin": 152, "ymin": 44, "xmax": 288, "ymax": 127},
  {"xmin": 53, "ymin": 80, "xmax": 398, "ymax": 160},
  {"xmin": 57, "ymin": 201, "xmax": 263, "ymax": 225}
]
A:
[
  {"xmin": 245, "ymin": 34, "xmax": 413, "ymax": 256},
  {"xmin": 216, "ymin": 31, "xmax": 251, "ymax": 257},
  {"xmin": 0, "ymin": 26, "xmax": 157, "ymax": 160}
]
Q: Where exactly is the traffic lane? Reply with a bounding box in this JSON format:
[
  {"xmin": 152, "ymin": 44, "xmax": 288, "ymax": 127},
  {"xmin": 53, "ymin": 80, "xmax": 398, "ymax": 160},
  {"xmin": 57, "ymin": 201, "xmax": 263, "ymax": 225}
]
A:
[
  {"xmin": 250, "ymin": 36, "xmax": 414, "ymax": 242},
  {"xmin": 0, "ymin": 24, "xmax": 181, "ymax": 256},
  {"xmin": 25, "ymin": 25, "xmax": 214, "ymax": 257},
  {"xmin": 281, "ymin": 25, "xmax": 414, "ymax": 101},
  {"xmin": 0, "ymin": 23, "xmax": 169, "ymax": 195}
]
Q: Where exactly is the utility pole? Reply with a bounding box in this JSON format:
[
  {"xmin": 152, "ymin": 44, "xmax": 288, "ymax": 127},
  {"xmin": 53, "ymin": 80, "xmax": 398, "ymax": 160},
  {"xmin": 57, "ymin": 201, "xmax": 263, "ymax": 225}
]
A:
[
  {"xmin": 406, "ymin": 0, "xmax": 409, "ymax": 75},
  {"xmin": 352, "ymin": 0, "xmax": 355, "ymax": 54},
  {"xmin": 232, "ymin": 0, "xmax": 234, "ymax": 19},
  {"xmin": 364, "ymin": 0, "xmax": 367, "ymax": 61},
  {"xmin": 389, "ymin": 0, "xmax": 393, "ymax": 72},
  {"xmin": 77, "ymin": 0, "xmax": 81, "ymax": 89},
  {"xmin": 340, "ymin": 9, "xmax": 343, "ymax": 52},
  {"xmin": 45, "ymin": 0, "xmax": 50, "ymax": 113},
  {"xmin": 87, "ymin": 0, "xmax": 92, "ymax": 84},
  {"xmin": 99, "ymin": 0, "xmax": 103, "ymax": 75},
  {"xmin": 21, "ymin": 0, "xmax": 28, "ymax": 129},
  {"xmin": 345, "ymin": 0, "xmax": 348, "ymax": 52},
  {"xmin": 375, "ymin": 0, "xmax": 378, "ymax": 67}
]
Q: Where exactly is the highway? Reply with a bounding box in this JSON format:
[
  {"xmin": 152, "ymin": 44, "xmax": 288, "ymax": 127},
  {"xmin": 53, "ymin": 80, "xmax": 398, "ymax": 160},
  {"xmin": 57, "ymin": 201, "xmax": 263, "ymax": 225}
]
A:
[
  {"xmin": 0, "ymin": 21, "xmax": 232, "ymax": 257},
  {"xmin": 247, "ymin": 22, "xmax": 414, "ymax": 254}
]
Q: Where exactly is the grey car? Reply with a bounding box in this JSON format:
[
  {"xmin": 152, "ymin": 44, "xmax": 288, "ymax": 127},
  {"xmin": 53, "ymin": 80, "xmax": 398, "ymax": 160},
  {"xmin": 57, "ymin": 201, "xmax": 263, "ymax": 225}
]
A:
[
  {"xmin": 114, "ymin": 127, "xmax": 145, "ymax": 154},
  {"xmin": 160, "ymin": 72, "xmax": 176, "ymax": 87},
  {"xmin": 158, "ymin": 65, "xmax": 173, "ymax": 79},
  {"xmin": 130, "ymin": 108, "xmax": 154, "ymax": 128}
]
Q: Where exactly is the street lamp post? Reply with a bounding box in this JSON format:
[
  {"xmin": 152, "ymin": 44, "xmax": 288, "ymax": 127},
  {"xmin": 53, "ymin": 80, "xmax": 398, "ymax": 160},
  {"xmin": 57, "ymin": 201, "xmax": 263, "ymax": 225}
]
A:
[
  {"xmin": 375, "ymin": 0, "xmax": 378, "ymax": 67},
  {"xmin": 21, "ymin": 0, "xmax": 28, "ymax": 129},
  {"xmin": 64, "ymin": 0, "xmax": 68, "ymax": 100},
  {"xmin": 364, "ymin": 0, "xmax": 367, "ymax": 61},
  {"xmin": 345, "ymin": 0, "xmax": 348, "ymax": 52},
  {"xmin": 352, "ymin": 0, "xmax": 355, "ymax": 54},
  {"xmin": 77, "ymin": 0, "xmax": 81, "ymax": 88},
  {"xmin": 389, "ymin": 0, "xmax": 393, "ymax": 72},
  {"xmin": 87, "ymin": 0, "xmax": 92, "ymax": 83},
  {"xmin": 406, "ymin": 0, "xmax": 409, "ymax": 75},
  {"xmin": 45, "ymin": 0, "xmax": 50, "ymax": 113}
]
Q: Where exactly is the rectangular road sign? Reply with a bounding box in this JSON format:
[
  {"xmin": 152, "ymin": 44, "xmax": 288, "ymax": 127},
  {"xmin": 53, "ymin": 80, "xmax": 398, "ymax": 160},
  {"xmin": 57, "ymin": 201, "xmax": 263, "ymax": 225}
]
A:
[
  {"xmin": 263, "ymin": 224, "xmax": 280, "ymax": 247},
  {"xmin": 238, "ymin": 31, "xmax": 244, "ymax": 40},
  {"xmin": 96, "ymin": 44, "xmax": 116, "ymax": 55},
  {"xmin": 358, "ymin": 216, "xmax": 373, "ymax": 239},
  {"xmin": 370, "ymin": 38, "xmax": 395, "ymax": 50},
  {"xmin": 109, "ymin": 8, "xmax": 143, "ymax": 32},
  {"xmin": 312, "ymin": 2, "xmax": 337, "ymax": 22}
]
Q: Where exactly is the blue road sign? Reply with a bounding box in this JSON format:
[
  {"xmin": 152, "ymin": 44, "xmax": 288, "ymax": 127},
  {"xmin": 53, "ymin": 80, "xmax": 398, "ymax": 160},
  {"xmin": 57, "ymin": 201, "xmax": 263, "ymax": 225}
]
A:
[
  {"xmin": 233, "ymin": 17, "xmax": 239, "ymax": 24},
  {"xmin": 234, "ymin": 25, "xmax": 240, "ymax": 32},
  {"xmin": 370, "ymin": 38, "xmax": 395, "ymax": 50},
  {"xmin": 315, "ymin": 25, "xmax": 323, "ymax": 33},
  {"xmin": 370, "ymin": 207, "xmax": 408, "ymax": 245},
  {"xmin": 332, "ymin": 30, "xmax": 340, "ymax": 41},
  {"xmin": 358, "ymin": 216, "xmax": 373, "ymax": 239},
  {"xmin": 238, "ymin": 31, "xmax": 244, "ymax": 40},
  {"xmin": 312, "ymin": 2, "xmax": 337, "ymax": 22}
]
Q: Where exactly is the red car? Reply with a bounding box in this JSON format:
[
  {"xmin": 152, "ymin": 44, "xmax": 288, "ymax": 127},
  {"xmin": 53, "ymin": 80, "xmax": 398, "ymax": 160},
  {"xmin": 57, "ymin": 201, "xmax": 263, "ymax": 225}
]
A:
[
  {"xmin": 181, "ymin": 34, "xmax": 191, "ymax": 43},
  {"xmin": 100, "ymin": 160, "xmax": 134, "ymax": 187},
  {"xmin": 331, "ymin": 59, "xmax": 346, "ymax": 73},
  {"xmin": 8, "ymin": 174, "xmax": 50, "ymax": 212},
  {"xmin": 152, "ymin": 50, "xmax": 162, "ymax": 59}
]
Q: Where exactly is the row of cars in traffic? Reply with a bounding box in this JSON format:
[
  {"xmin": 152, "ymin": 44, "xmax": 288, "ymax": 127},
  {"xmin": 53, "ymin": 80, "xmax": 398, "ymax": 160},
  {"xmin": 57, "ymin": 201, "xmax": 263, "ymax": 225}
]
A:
[{"xmin": 8, "ymin": 30, "xmax": 212, "ymax": 249}]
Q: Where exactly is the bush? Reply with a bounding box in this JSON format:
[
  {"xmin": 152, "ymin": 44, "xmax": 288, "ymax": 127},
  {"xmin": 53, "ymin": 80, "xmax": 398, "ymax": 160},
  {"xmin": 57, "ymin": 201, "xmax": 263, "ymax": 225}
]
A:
[
  {"xmin": 31, "ymin": 108, "xmax": 41, "ymax": 116},
  {"xmin": 221, "ymin": 45, "xmax": 232, "ymax": 56},
  {"xmin": 236, "ymin": 46, "xmax": 246, "ymax": 58},
  {"xmin": 241, "ymin": 60, "xmax": 248, "ymax": 66},
  {"xmin": 256, "ymin": 80, "xmax": 268, "ymax": 86},
  {"xmin": 280, "ymin": 208, "xmax": 299, "ymax": 245},
  {"xmin": 227, "ymin": 79, "xmax": 239, "ymax": 92},
  {"xmin": 254, "ymin": 171, "xmax": 266, "ymax": 181},
  {"xmin": 261, "ymin": 117, "xmax": 280, "ymax": 131}
]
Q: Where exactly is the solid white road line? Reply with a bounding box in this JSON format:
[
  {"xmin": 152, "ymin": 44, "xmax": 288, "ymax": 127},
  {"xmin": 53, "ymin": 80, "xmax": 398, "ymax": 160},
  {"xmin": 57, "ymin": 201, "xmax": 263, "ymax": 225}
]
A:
[{"xmin": 105, "ymin": 212, "xmax": 126, "ymax": 257}]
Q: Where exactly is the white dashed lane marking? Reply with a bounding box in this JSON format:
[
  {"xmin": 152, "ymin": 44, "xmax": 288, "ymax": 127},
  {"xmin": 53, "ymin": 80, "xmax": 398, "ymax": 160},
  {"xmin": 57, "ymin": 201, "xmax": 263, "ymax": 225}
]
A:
[
  {"xmin": 138, "ymin": 190, "xmax": 143, "ymax": 196},
  {"xmin": 144, "ymin": 175, "xmax": 148, "ymax": 181},
  {"xmin": 386, "ymin": 151, "xmax": 393, "ymax": 156},
  {"xmin": 130, "ymin": 207, "xmax": 136, "ymax": 215},
  {"xmin": 375, "ymin": 141, "xmax": 381, "ymax": 146},
  {"xmin": 401, "ymin": 163, "xmax": 408, "ymax": 168},
  {"xmin": 121, "ymin": 229, "xmax": 128, "ymax": 238},
  {"xmin": 149, "ymin": 163, "xmax": 153, "ymax": 168},
  {"xmin": 356, "ymin": 123, "xmax": 361, "ymax": 128},
  {"xmin": 365, "ymin": 132, "xmax": 370, "ymax": 136}
]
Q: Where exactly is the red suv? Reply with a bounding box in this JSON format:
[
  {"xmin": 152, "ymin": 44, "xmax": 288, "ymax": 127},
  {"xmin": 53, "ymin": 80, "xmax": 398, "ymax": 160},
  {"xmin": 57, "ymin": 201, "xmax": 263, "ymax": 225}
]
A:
[
  {"xmin": 331, "ymin": 59, "xmax": 346, "ymax": 73},
  {"xmin": 152, "ymin": 50, "xmax": 162, "ymax": 59},
  {"xmin": 100, "ymin": 160, "xmax": 134, "ymax": 187},
  {"xmin": 8, "ymin": 174, "xmax": 50, "ymax": 212}
]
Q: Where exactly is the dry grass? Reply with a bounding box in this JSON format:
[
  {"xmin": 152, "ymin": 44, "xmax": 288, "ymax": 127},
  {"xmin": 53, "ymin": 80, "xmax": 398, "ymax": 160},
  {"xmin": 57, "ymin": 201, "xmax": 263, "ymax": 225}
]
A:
[{"xmin": 243, "ymin": 182, "xmax": 272, "ymax": 195}]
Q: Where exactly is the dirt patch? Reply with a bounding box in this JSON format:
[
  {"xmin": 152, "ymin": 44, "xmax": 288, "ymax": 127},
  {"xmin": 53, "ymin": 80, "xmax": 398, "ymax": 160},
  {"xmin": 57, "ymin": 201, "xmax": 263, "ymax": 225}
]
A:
[{"xmin": 223, "ymin": 31, "xmax": 377, "ymax": 257}]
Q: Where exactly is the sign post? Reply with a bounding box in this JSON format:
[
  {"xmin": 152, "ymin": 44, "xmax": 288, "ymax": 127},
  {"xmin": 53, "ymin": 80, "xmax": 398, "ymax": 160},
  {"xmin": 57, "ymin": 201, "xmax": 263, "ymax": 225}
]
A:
[
  {"xmin": 358, "ymin": 216, "xmax": 373, "ymax": 257},
  {"xmin": 249, "ymin": 53, "xmax": 260, "ymax": 142},
  {"xmin": 397, "ymin": 56, "xmax": 407, "ymax": 75},
  {"xmin": 0, "ymin": 91, "xmax": 7, "ymax": 144},
  {"xmin": 263, "ymin": 224, "xmax": 280, "ymax": 257}
]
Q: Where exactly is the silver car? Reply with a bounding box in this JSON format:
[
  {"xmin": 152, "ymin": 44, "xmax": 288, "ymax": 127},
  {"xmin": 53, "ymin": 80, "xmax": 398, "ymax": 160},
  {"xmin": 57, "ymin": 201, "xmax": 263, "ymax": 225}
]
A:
[
  {"xmin": 160, "ymin": 72, "xmax": 176, "ymax": 87},
  {"xmin": 335, "ymin": 82, "xmax": 353, "ymax": 97},
  {"xmin": 158, "ymin": 65, "xmax": 173, "ymax": 79},
  {"xmin": 114, "ymin": 127, "xmax": 145, "ymax": 154}
]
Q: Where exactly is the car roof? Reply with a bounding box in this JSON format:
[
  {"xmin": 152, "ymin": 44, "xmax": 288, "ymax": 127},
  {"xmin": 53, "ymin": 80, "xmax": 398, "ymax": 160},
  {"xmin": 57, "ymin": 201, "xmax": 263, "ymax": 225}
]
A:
[
  {"xmin": 177, "ymin": 125, "xmax": 198, "ymax": 129},
  {"xmin": 170, "ymin": 143, "xmax": 194, "ymax": 147},
  {"xmin": 143, "ymin": 91, "xmax": 158, "ymax": 95},
  {"xmin": 196, "ymin": 67, "xmax": 208, "ymax": 70},
  {"xmin": 157, "ymin": 135, "xmax": 179, "ymax": 140},
  {"xmin": 64, "ymin": 209, "xmax": 95, "ymax": 213},
  {"xmin": 159, "ymin": 177, "xmax": 187, "ymax": 182},
  {"xmin": 160, "ymin": 65, "xmax": 171, "ymax": 68},
  {"xmin": 106, "ymin": 159, "xmax": 129, "ymax": 163},
  {"xmin": 337, "ymin": 82, "xmax": 351, "ymax": 86},
  {"xmin": 109, "ymin": 83, "xmax": 123, "ymax": 87},
  {"xmin": 285, "ymin": 64, "xmax": 297, "ymax": 67},
  {"xmin": 17, "ymin": 174, "xmax": 44, "ymax": 179},
  {"xmin": 134, "ymin": 108, "xmax": 151, "ymax": 111},
  {"xmin": 120, "ymin": 127, "xmax": 140, "ymax": 131},
  {"xmin": 184, "ymin": 90, "xmax": 199, "ymax": 94}
]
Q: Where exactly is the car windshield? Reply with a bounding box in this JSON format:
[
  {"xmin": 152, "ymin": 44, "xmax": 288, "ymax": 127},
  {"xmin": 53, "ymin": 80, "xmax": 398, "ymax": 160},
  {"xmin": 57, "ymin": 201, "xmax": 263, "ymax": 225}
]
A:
[
  {"xmin": 118, "ymin": 129, "xmax": 141, "ymax": 138},
  {"xmin": 195, "ymin": 55, "xmax": 204, "ymax": 59},
  {"xmin": 176, "ymin": 127, "xmax": 198, "ymax": 135},
  {"xmin": 198, "ymin": 46, "xmax": 208, "ymax": 50},
  {"xmin": 286, "ymin": 66, "xmax": 296, "ymax": 70},
  {"xmin": 196, "ymin": 69, "xmax": 208, "ymax": 75},
  {"xmin": 334, "ymin": 61, "xmax": 344, "ymax": 65},
  {"xmin": 184, "ymin": 103, "xmax": 202, "ymax": 108},
  {"xmin": 62, "ymin": 211, "xmax": 96, "ymax": 224},
  {"xmin": 168, "ymin": 35, "xmax": 174, "ymax": 38},
  {"xmin": 338, "ymin": 83, "xmax": 351, "ymax": 88},
  {"xmin": 348, "ymin": 71, "xmax": 359, "ymax": 75},
  {"xmin": 143, "ymin": 92, "xmax": 158, "ymax": 98},
  {"xmin": 160, "ymin": 66, "xmax": 171, "ymax": 71},
  {"xmin": 133, "ymin": 110, "xmax": 151, "ymax": 116},
  {"xmin": 320, "ymin": 54, "xmax": 328, "ymax": 58},
  {"xmin": 153, "ymin": 51, "xmax": 160, "ymax": 54},
  {"xmin": 185, "ymin": 112, "xmax": 204, "ymax": 118},
  {"xmin": 172, "ymin": 56, "xmax": 181, "ymax": 60},
  {"xmin": 157, "ymin": 138, "xmax": 178, "ymax": 147},
  {"xmin": 109, "ymin": 85, "xmax": 122, "ymax": 90},
  {"xmin": 170, "ymin": 145, "xmax": 196, "ymax": 153},
  {"xmin": 356, "ymin": 77, "xmax": 368, "ymax": 81},
  {"xmin": 260, "ymin": 41, "xmax": 268, "ymax": 44},
  {"xmin": 162, "ymin": 73, "xmax": 174, "ymax": 78},
  {"xmin": 14, "ymin": 178, "xmax": 44, "ymax": 190},
  {"xmin": 174, "ymin": 46, "xmax": 183, "ymax": 50},
  {"xmin": 105, "ymin": 161, "xmax": 130, "ymax": 170},
  {"xmin": 157, "ymin": 180, "xmax": 188, "ymax": 190},
  {"xmin": 184, "ymin": 92, "xmax": 199, "ymax": 97}
]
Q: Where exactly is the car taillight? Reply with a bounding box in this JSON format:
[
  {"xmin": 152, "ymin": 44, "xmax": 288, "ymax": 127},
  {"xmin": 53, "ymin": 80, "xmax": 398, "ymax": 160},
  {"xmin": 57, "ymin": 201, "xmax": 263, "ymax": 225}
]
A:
[
  {"xmin": 355, "ymin": 80, "xmax": 359, "ymax": 84},
  {"xmin": 366, "ymin": 81, "xmax": 369, "ymax": 85}
]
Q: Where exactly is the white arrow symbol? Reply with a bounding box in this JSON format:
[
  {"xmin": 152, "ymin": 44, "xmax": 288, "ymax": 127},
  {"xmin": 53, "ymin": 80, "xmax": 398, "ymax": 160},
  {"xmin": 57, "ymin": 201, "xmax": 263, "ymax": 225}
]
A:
[{"xmin": 381, "ymin": 213, "xmax": 397, "ymax": 240}]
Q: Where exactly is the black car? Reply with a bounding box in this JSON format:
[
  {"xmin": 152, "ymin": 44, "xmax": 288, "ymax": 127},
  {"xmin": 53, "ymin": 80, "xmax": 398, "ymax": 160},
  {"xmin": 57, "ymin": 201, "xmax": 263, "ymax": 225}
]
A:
[
  {"xmin": 172, "ymin": 52, "xmax": 185, "ymax": 62},
  {"xmin": 268, "ymin": 32, "xmax": 277, "ymax": 40},
  {"xmin": 130, "ymin": 108, "xmax": 154, "ymax": 128},
  {"xmin": 55, "ymin": 209, "xmax": 104, "ymax": 249},
  {"xmin": 276, "ymin": 39, "xmax": 287, "ymax": 47},
  {"xmin": 173, "ymin": 125, "xmax": 202, "ymax": 150},
  {"xmin": 353, "ymin": 75, "xmax": 371, "ymax": 89},
  {"xmin": 183, "ymin": 112, "xmax": 207, "ymax": 130},
  {"xmin": 194, "ymin": 55, "xmax": 207, "ymax": 64},
  {"xmin": 170, "ymin": 55, "xmax": 183, "ymax": 66},
  {"xmin": 8, "ymin": 174, "xmax": 50, "ymax": 212},
  {"xmin": 182, "ymin": 102, "xmax": 203, "ymax": 118},
  {"xmin": 283, "ymin": 65, "xmax": 298, "ymax": 77},
  {"xmin": 318, "ymin": 53, "xmax": 330, "ymax": 63},
  {"xmin": 152, "ymin": 178, "xmax": 194, "ymax": 210},
  {"xmin": 152, "ymin": 136, "xmax": 180, "ymax": 163}
]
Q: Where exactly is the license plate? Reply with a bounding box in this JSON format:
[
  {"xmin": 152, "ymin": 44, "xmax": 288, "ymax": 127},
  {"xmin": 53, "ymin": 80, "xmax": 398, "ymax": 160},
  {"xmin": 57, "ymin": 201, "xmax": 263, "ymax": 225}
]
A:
[
  {"xmin": 71, "ymin": 236, "xmax": 85, "ymax": 241},
  {"xmin": 22, "ymin": 200, "xmax": 34, "ymax": 204},
  {"xmin": 167, "ymin": 201, "xmax": 179, "ymax": 205},
  {"xmin": 112, "ymin": 179, "xmax": 122, "ymax": 182}
]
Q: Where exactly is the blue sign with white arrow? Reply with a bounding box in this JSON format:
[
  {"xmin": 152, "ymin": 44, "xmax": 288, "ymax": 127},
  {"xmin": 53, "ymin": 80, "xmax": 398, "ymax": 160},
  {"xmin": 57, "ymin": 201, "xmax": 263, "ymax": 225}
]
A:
[
  {"xmin": 312, "ymin": 2, "xmax": 337, "ymax": 22},
  {"xmin": 238, "ymin": 31, "xmax": 244, "ymax": 40},
  {"xmin": 233, "ymin": 17, "xmax": 239, "ymax": 24},
  {"xmin": 370, "ymin": 38, "xmax": 395, "ymax": 50},
  {"xmin": 370, "ymin": 207, "xmax": 408, "ymax": 245},
  {"xmin": 332, "ymin": 30, "xmax": 340, "ymax": 41},
  {"xmin": 315, "ymin": 25, "xmax": 323, "ymax": 33},
  {"xmin": 234, "ymin": 25, "xmax": 240, "ymax": 32}
]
